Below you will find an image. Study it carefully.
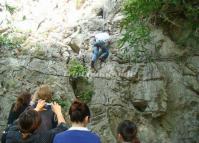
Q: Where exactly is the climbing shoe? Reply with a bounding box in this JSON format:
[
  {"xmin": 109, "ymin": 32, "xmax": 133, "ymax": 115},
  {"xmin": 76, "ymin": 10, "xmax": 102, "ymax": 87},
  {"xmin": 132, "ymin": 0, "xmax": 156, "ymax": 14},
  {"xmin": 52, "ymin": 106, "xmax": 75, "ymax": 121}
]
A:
[
  {"xmin": 99, "ymin": 57, "xmax": 105, "ymax": 63},
  {"xmin": 91, "ymin": 61, "xmax": 97, "ymax": 72},
  {"xmin": 91, "ymin": 61, "xmax": 95, "ymax": 68}
]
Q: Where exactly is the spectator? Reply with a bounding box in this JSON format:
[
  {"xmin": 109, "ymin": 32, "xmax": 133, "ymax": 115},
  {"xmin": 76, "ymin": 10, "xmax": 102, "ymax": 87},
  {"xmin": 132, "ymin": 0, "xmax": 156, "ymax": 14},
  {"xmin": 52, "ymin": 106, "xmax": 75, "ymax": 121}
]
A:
[
  {"xmin": 7, "ymin": 91, "xmax": 31, "ymax": 125},
  {"xmin": 53, "ymin": 100, "xmax": 101, "ymax": 143},
  {"xmin": 30, "ymin": 85, "xmax": 57, "ymax": 132},
  {"xmin": 6, "ymin": 100, "xmax": 68, "ymax": 143},
  {"xmin": 117, "ymin": 120, "xmax": 140, "ymax": 143}
]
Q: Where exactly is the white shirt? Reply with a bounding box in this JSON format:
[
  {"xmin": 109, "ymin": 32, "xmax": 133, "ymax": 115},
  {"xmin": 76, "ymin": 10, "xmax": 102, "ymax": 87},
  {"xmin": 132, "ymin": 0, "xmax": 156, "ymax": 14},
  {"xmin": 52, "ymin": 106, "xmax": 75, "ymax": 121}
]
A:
[
  {"xmin": 68, "ymin": 126, "xmax": 90, "ymax": 131},
  {"xmin": 95, "ymin": 32, "xmax": 110, "ymax": 43}
]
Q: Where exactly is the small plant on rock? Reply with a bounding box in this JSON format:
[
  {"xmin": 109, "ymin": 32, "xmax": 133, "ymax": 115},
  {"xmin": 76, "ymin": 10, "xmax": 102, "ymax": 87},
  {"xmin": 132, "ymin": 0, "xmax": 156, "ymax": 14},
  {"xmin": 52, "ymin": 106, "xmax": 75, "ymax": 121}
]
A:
[
  {"xmin": 68, "ymin": 59, "xmax": 88, "ymax": 77},
  {"xmin": 5, "ymin": 3, "xmax": 16, "ymax": 14},
  {"xmin": 52, "ymin": 97, "xmax": 69, "ymax": 110},
  {"xmin": 0, "ymin": 34, "xmax": 26, "ymax": 49},
  {"xmin": 77, "ymin": 90, "xmax": 93, "ymax": 103}
]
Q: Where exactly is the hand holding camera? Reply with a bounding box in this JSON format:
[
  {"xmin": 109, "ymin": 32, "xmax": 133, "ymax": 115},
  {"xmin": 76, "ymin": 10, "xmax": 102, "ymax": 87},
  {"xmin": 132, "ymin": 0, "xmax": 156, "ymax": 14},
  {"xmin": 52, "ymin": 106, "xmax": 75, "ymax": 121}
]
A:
[{"xmin": 34, "ymin": 99, "xmax": 46, "ymax": 111}]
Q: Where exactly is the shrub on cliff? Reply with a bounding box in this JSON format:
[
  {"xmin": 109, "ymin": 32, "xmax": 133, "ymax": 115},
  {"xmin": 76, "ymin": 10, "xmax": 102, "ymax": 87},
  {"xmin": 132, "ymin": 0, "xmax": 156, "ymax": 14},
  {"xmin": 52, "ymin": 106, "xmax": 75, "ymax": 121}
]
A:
[
  {"xmin": 119, "ymin": 0, "xmax": 199, "ymax": 62},
  {"xmin": 68, "ymin": 59, "xmax": 88, "ymax": 77}
]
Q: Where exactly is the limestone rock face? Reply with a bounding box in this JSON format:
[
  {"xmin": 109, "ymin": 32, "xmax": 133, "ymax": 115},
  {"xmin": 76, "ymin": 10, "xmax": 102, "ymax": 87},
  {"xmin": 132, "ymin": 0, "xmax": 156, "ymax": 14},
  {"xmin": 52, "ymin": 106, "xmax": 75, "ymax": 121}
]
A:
[
  {"xmin": 88, "ymin": 59, "xmax": 199, "ymax": 143},
  {"xmin": 0, "ymin": 0, "xmax": 199, "ymax": 143}
]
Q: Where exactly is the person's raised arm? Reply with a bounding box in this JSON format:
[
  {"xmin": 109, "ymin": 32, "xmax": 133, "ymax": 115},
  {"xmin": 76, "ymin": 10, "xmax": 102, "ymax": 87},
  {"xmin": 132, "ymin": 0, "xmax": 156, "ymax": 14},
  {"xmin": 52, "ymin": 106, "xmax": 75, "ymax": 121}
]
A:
[
  {"xmin": 34, "ymin": 99, "xmax": 45, "ymax": 112},
  {"xmin": 51, "ymin": 102, "xmax": 66, "ymax": 124},
  {"xmin": 30, "ymin": 87, "xmax": 40, "ymax": 106}
]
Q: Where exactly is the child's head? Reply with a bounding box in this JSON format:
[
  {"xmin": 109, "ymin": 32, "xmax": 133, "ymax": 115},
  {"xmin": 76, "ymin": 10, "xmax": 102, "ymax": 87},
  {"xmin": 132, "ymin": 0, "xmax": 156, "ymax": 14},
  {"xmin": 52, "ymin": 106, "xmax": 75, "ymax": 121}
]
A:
[
  {"xmin": 117, "ymin": 120, "xmax": 139, "ymax": 143},
  {"xmin": 37, "ymin": 85, "xmax": 53, "ymax": 102}
]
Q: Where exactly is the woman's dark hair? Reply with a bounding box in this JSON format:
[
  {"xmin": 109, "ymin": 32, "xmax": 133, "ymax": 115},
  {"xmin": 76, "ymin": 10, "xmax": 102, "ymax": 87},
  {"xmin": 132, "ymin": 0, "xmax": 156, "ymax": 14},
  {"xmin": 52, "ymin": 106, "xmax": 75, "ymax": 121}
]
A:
[
  {"xmin": 18, "ymin": 109, "xmax": 41, "ymax": 134},
  {"xmin": 69, "ymin": 100, "xmax": 90, "ymax": 123},
  {"xmin": 13, "ymin": 91, "xmax": 31, "ymax": 112},
  {"xmin": 117, "ymin": 120, "xmax": 140, "ymax": 143}
]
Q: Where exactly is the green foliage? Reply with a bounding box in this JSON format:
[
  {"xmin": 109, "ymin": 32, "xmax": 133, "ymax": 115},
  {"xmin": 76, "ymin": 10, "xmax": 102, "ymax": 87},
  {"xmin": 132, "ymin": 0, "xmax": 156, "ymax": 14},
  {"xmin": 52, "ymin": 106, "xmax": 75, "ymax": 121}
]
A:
[
  {"xmin": 5, "ymin": 3, "xmax": 16, "ymax": 14},
  {"xmin": 77, "ymin": 90, "xmax": 93, "ymax": 103},
  {"xmin": 120, "ymin": 0, "xmax": 199, "ymax": 62},
  {"xmin": 52, "ymin": 98, "xmax": 69, "ymax": 110},
  {"xmin": 23, "ymin": 16, "xmax": 26, "ymax": 21},
  {"xmin": 33, "ymin": 43, "xmax": 46, "ymax": 57},
  {"xmin": 120, "ymin": 23, "xmax": 150, "ymax": 47},
  {"xmin": 0, "ymin": 34, "xmax": 26, "ymax": 49},
  {"xmin": 121, "ymin": 0, "xmax": 161, "ymax": 23},
  {"xmin": 0, "ymin": 35, "xmax": 11, "ymax": 47},
  {"xmin": 119, "ymin": 21, "xmax": 151, "ymax": 62},
  {"xmin": 119, "ymin": 22, "xmax": 150, "ymax": 51},
  {"xmin": 70, "ymin": 77, "xmax": 93, "ymax": 104},
  {"xmin": 122, "ymin": 0, "xmax": 199, "ymax": 29},
  {"xmin": 68, "ymin": 59, "xmax": 88, "ymax": 77},
  {"xmin": 119, "ymin": 0, "xmax": 157, "ymax": 62}
]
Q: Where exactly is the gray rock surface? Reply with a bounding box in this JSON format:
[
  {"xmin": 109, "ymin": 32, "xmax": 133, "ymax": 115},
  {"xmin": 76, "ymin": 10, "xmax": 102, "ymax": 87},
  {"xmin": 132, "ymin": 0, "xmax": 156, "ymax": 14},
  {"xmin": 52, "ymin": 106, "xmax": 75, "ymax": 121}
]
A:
[{"xmin": 0, "ymin": 0, "xmax": 198, "ymax": 143}]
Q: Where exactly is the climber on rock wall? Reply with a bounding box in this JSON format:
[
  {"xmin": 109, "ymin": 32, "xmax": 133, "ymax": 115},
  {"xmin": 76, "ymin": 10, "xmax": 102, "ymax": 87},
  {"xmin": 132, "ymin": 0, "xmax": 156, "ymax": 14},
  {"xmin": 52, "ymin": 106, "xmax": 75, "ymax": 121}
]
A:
[{"xmin": 91, "ymin": 30, "xmax": 112, "ymax": 71}]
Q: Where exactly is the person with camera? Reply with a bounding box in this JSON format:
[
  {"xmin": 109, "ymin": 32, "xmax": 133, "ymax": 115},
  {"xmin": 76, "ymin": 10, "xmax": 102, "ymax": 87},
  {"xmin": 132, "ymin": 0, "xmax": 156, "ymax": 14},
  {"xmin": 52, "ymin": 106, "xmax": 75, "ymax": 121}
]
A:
[
  {"xmin": 30, "ymin": 84, "xmax": 58, "ymax": 132},
  {"xmin": 5, "ymin": 100, "xmax": 68, "ymax": 143}
]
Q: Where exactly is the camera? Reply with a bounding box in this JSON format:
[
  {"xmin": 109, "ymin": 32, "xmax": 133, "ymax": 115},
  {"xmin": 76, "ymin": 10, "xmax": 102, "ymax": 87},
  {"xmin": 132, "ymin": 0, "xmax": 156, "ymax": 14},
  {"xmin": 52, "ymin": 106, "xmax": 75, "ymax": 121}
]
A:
[{"xmin": 44, "ymin": 103, "xmax": 52, "ymax": 109}]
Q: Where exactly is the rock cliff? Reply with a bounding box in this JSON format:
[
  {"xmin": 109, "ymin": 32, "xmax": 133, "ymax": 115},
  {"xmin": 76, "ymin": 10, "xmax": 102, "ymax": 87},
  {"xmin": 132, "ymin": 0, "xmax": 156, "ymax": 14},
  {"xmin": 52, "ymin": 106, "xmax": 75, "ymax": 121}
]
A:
[{"xmin": 0, "ymin": 0, "xmax": 198, "ymax": 143}]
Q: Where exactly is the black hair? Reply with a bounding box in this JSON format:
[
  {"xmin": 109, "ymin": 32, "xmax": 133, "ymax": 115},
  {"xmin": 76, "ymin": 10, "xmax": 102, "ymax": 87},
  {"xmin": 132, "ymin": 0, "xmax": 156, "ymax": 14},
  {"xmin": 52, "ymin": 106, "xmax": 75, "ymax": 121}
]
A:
[
  {"xmin": 117, "ymin": 120, "xmax": 139, "ymax": 143},
  {"xmin": 18, "ymin": 109, "xmax": 41, "ymax": 134},
  {"xmin": 69, "ymin": 100, "xmax": 90, "ymax": 123}
]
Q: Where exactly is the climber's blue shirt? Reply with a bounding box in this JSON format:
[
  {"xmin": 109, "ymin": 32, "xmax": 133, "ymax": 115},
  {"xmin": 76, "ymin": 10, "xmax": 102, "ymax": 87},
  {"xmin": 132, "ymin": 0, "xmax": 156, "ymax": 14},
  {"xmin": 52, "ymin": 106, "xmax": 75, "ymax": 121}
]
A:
[{"xmin": 53, "ymin": 126, "xmax": 101, "ymax": 143}]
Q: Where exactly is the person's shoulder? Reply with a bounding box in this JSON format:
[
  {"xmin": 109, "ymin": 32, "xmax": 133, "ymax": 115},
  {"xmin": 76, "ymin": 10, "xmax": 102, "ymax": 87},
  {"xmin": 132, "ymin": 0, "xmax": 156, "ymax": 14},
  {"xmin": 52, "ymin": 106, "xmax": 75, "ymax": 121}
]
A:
[
  {"xmin": 86, "ymin": 131, "xmax": 100, "ymax": 140},
  {"xmin": 54, "ymin": 130, "xmax": 68, "ymax": 137},
  {"xmin": 92, "ymin": 132, "xmax": 100, "ymax": 137},
  {"xmin": 6, "ymin": 130, "xmax": 21, "ymax": 142},
  {"xmin": 53, "ymin": 130, "xmax": 68, "ymax": 143},
  {"xmin": 88, "ymin": 131, "xmax": 101, "ymax": 143}
]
